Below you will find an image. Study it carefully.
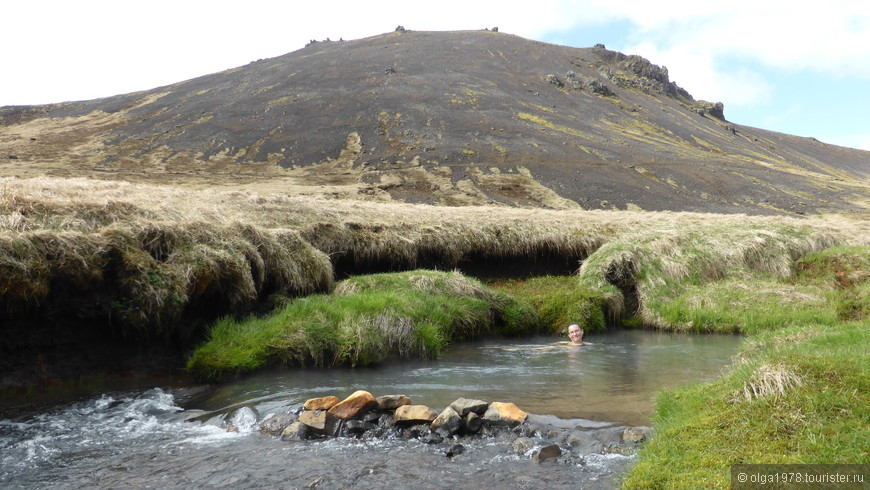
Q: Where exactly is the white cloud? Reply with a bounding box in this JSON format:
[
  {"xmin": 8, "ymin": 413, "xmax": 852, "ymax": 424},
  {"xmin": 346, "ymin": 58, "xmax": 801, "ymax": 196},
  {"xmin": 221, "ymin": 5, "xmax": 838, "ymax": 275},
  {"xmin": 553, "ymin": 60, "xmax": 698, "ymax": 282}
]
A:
[
  {"xmin": 2, "ymin": 0, "xmax": 594, "ymax": 105},
  {"xmin": 576, "ymin": 0, "xmax": 870, "ymax": 75}
]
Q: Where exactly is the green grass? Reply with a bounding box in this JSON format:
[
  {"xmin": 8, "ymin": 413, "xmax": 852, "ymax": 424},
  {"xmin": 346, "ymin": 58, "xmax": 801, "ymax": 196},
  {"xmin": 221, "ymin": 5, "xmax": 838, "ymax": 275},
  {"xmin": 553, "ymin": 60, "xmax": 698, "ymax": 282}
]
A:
[
  {"xmin": 186, "ymin": 270, "xmax": 542, "ymax": 379},
  {"xmin": 487, "ymin": 275, "xmax": 611, "ymax": 334},
  {"xmin": 622, "ymin": 245, "xmax": 870, "ymax": 488},
  {"xmin": 644, "ymin": 245, "xmax": 870, "ymax": 334},
  {"xmin": 623, "ymin": 320, "xmax": 870, "ymax": 488}
]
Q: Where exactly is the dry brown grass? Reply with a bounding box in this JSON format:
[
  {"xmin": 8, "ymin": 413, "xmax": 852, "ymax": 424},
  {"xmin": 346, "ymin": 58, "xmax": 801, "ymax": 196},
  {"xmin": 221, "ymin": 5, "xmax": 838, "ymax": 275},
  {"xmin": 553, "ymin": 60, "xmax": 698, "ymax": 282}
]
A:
[
  {"xmin": 737, "ymin": 363, "xmax": 805, "ymax": 402},
  {"xmin": 2, "ymin": 175, "xmax": 867, "ymax": 340}
]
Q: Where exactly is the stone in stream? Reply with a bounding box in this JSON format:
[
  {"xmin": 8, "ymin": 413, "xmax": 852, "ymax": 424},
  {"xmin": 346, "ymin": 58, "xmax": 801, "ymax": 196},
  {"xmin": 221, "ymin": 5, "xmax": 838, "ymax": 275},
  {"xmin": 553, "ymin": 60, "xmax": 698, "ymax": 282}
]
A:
[
  {"xmin": 512, "ymin": 437, "xmax": 535, "ymax": 455},
  {"xmin": 449, "ymin": 397, "xmax": 489, "ymax": 416},
  {"xmin": 344, "ymin": 419, "xmax": 377, "ymax": 436},
  {"xmin": 258, "ymin": 412, "xmax": 298, "ymax": 436},
  {"xmin": 223, "ymin": 406, "xmax": 259, "ymax": 431},
  {"xmin": 281, "ymin": 421, "xmax": 309, "ymax": 441},
  {"xmin": 533, "ymin": 444, "xmax": 562, "ymax": 463},
  {"xmin": 566, "ymin": 430, "xmax": 602, "ymax": 455},
  {"xmin": 445, "ymin": 444, "xmax": 465, "ymax": 458},
  {"xmin": 482, "ymin": 402, "xmax": 527, "ymax": 427},
  {"xmin": 328, "ymin": 390, "xmax": 377, "ymax": 420},
  {"xmin": 393, "ymin": 405, "xmax": 438, "ymax": 425},
  {"xmin": 298, "ymin": 409, "xmax": 340, "ymax": 436},
  {"xmin": 376, "ymin": 394, "xmax": 412, "ymax": 410},
  {"xmin": 303, "ymin": 395, "xmax": 340, "ymax": 411},
  {"xmin": 430, "ymin": 406, "xmax": 462, "ymax": 436},
  {"xmin": 464, "ymin": 412, "xmax": 482, "ymax": 433},
  {"xmin": 623, "ymin": 426, "xmax": 650, "ymax": 443}
]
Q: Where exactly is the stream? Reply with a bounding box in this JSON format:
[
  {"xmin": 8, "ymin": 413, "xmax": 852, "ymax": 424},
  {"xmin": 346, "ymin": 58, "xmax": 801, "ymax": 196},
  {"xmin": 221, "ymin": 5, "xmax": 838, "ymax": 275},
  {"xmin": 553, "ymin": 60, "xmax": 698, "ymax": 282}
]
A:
[{"xmin": 1, "ymin": 329, "xmax": 741, "ymax": 489}]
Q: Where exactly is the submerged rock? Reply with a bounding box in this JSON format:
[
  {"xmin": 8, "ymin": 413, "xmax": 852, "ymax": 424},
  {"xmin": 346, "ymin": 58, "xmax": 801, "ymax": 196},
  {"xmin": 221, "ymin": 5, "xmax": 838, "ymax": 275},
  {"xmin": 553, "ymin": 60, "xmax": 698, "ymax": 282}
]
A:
[
  {"xmin": 623, "ymin": 426, "xmax": 648, "ymax": 443},
  {"xmin": 512, "ymin": 437, "xmax": 535, "ymax": 455},
  {"xmin": 224, "ymin": 406, "xmax": 259, "ymax": 432},
  {"xmin": 533, "ymin": 444, "xmax": 562, "ymax": 463}
]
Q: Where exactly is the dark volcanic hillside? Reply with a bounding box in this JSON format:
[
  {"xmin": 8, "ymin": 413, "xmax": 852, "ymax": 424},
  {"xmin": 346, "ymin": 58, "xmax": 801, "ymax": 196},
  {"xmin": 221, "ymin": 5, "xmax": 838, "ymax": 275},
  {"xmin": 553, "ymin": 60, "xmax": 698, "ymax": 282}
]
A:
[{"xmin": 1, "ymin": 29, "xmax": 868, "ymax": 214}]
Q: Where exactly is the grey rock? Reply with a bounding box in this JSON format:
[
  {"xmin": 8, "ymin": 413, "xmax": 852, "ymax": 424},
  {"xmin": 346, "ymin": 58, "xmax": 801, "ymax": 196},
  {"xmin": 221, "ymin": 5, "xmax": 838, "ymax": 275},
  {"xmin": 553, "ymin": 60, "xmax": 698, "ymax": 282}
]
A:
[
  {"xmin": 430, "ymin": 406, "xmax": 462, "ymax": 436},
  {"xmin": 281, "ymin": 421, "xmax": 309, "ymax": 441},
  {"xmin": 464, "ymin": 412, "xmax": 482, "ymax": 433},
  {"xmin": 545, "ymin": 74, "xmax": 564, "ymax": 88},
  {"xmin": 533, "ymin": 444, "xmax": 562, "ymax": 463},
  {"xmin": 450, "ymin": 397, "xmax": 489, "ymax": 416},
  {"xmin": 445, "ymin": 444, "xmax": 465, "ymax": 458},
  {"xmin": 623, "ymin": 426, "xmax": 648, "ymax": 443},
  {"xmin": 376, "ymin": 394, "xmax": 411, "ymax": 410},
  {"xmin": 259, "ymin": 412, "xmax": 298, "ymax": 436},
  {"xmin": 344, "ymin": 419, "xmax": 377, "ymax": 436}
]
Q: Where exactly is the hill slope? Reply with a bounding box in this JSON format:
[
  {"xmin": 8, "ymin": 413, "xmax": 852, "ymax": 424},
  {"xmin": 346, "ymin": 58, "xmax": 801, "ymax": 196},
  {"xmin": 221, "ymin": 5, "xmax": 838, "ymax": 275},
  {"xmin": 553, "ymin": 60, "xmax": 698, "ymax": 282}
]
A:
[{"xmin": 1, "ymin": 29, "xmax": 867, "ymax": 214}]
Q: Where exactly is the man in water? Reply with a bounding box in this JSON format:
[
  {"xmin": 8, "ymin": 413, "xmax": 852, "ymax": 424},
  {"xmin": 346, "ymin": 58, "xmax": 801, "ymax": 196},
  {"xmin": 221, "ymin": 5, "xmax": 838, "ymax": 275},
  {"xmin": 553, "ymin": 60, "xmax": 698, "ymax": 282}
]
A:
[{"xmin": 567, "ymin": 323, "xmax": 585, "ymax": 345}]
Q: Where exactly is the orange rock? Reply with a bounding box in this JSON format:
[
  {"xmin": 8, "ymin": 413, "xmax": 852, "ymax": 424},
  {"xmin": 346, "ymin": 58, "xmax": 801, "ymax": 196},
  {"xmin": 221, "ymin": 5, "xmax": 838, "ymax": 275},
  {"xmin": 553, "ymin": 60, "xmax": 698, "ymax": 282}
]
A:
[
  {"xmin": 327, "ymin": 390, "xmax": 377, "ymax": 420},
  {"xmin": 483, "ymin": 401, "xmax": 528, "ymax": 426},
  {"xmin": 303, "ymin": 396, "xmax": 340, "ymax": 411},
  {"xmin": 393, "ymin": 405, "xmax": 438, "ymax": 424}
]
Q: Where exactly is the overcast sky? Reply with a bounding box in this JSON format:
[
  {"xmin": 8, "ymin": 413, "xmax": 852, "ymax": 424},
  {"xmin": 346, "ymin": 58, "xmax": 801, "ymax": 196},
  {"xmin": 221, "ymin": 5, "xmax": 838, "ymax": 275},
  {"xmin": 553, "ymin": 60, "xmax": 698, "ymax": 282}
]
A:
[{"xmin": 3, "ymin": 1, "xmax": 869, "ymax": 150}]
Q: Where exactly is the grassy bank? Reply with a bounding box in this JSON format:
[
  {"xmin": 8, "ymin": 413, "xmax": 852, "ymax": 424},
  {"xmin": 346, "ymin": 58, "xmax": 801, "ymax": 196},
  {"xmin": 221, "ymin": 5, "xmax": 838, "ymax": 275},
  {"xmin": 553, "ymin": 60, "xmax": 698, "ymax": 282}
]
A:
[
  {"xmin": 186, "ymin": 270, "xmax": 542, "ymax": 379},
  {"xmin": 622, "ymin": 246, "xmax": 869, "ymax": 487},
  {"xmin": 487, "ymin": 275, "xmax": 614, "ymax": 333}
]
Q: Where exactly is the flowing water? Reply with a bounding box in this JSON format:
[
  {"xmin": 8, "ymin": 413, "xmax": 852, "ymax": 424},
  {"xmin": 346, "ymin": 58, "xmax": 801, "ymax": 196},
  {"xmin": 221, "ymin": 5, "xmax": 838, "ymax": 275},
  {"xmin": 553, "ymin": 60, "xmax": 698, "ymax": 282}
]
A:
[{"xmin": 1, "ymin": 329, "xmax": 741, "ymax": 489}]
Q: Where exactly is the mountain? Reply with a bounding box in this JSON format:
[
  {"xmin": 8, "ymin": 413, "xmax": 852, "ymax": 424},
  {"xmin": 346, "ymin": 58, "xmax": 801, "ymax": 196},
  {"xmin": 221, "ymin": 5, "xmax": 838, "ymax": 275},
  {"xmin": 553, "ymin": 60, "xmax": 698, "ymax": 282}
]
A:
[{"xmin": 1, "ymin": 29, "xmax": 868, "ymax": 215}]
